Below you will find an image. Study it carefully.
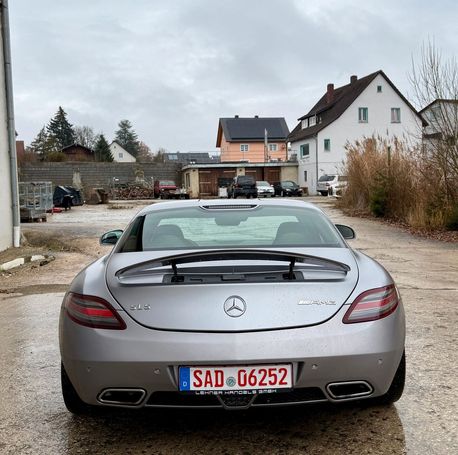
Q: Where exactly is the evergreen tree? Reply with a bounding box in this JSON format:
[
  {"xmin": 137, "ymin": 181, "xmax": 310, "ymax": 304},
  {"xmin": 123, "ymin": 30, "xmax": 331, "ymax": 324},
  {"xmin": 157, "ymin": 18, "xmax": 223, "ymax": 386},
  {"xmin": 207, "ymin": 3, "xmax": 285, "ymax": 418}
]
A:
[
  {"xmin": 114, "ymin": 119, "xmax": 139, "ymax": 157},
  {"xmin": 29, "ymin": 126, "xmax": 49, "ymax": 157},
  {"xmin": 94, "ymin": 134, "xmax": 113, "ymax": 162},
  {"xmin": 29, "ymin": 126, "xmax": 60, "ymax": 159},
  {"xmin": 46, "ymin": 106, "xmax": 75, "ymax": 150}
]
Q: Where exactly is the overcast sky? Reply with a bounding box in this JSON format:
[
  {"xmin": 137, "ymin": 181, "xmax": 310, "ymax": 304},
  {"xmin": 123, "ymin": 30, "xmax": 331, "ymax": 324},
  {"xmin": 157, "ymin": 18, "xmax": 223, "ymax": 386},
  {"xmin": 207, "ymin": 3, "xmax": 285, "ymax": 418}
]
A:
[{"xmin": 10, "ymin": 0, "xmax": 458, "ymax": 152}]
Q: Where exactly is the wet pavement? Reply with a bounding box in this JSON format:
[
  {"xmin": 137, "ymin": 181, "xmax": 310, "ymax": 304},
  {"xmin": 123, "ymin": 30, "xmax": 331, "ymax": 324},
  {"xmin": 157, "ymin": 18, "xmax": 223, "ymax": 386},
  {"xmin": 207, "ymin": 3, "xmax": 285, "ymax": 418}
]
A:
[{"xmin": 0, "ymin": 198, "xmax": 457, "ymax": 454}]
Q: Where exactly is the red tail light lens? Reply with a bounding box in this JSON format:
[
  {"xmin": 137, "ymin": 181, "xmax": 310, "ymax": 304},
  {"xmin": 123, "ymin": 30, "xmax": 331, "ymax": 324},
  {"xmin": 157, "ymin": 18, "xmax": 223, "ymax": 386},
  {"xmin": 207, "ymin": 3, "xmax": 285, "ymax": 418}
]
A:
[
  {"xmin": 343, "ymin": 285, "xmax": 399, "ymax": 324},
  {"xmin": 64, "ymin": 292, "xmax": 126, "ymax": 330}
]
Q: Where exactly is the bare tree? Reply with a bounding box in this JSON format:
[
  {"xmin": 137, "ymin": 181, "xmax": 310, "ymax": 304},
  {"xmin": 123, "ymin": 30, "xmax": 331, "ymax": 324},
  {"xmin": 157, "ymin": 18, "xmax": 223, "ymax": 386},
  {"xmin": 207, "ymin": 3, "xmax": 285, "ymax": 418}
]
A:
[
  {"xmin": 409, "ymin": 39, "xmax": 458, "ymax": 203},
  {"xmin": 137, "ymin": 141, "xmax": 154, "ymax": 163},
  {"xmin": 74, "ymin": 125, "xmax": 98, "ymax": 150}
]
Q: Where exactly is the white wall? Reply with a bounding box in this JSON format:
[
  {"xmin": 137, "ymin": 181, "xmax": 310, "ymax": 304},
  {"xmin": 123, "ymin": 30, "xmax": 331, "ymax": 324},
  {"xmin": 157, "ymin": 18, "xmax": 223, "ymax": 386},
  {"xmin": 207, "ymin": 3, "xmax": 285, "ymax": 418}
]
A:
[
  {"xmin": 296, "ymin": 73, "xmax": 422, "ymax": 193},
  {"xmin": 109, "ymin": 142, "xmax": 136, "ymax": 163},
  {"xmin": 291, "ymin": 138, "xmax": 317, "ymax": 189},
  {"xmin": 0, "ymin": 25, "xmax": 13, "ymax": 251}
]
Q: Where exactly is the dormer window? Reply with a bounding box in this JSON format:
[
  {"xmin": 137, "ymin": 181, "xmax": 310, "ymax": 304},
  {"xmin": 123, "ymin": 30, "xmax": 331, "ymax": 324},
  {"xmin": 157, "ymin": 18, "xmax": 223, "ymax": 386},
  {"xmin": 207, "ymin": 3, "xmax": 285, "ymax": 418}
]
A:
[
  {"xmin": 301, "ymin": 119, "xmax": 307, "ymax": 129},
  {"xmin": 309, "ymin": 116, "xmax": 316, "ymax": 126}
]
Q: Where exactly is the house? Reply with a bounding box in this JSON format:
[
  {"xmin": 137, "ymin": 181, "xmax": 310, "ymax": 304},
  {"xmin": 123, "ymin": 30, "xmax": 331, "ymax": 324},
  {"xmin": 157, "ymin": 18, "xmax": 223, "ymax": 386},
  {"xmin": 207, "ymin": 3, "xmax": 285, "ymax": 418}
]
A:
[
  {"xmin": 216, "ymin": 116, "xmax": 290, "ymax": 163},
  {"xmin": 288, "ymin": 71, "xmax": 424, "ymax": 193},
  {"xmin": 164, "ymin": 151, "xmax": 220, "ymax": 164},
  {"xmin": 419, "ymin": 99, "xmax": 458, "ymax": 153},
  {"xmin": 61, "ymin": 143, "xmax": 94, "ymax": 161},
  {"xmin": 109, "ymin": 141, "xmax": 136, "ymax": 163},
  {"xmin": 182, "ymin": 162, "xmax": 298, "ymax": 198}
]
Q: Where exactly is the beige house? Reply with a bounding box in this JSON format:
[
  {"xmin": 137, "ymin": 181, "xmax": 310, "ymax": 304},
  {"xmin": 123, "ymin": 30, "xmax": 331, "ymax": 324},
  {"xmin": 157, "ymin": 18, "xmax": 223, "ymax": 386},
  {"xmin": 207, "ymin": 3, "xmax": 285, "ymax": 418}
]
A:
[
  {"xmin": 182, "ymin": 162, "xmax": 298, "ymax": 198},
  {"xmin": 216, "ymin": 116, "xmax": 289, "ymax": 163},
  {"xmin": 109, "ymin": 141, "xmax": 136, "ymax": 163}
]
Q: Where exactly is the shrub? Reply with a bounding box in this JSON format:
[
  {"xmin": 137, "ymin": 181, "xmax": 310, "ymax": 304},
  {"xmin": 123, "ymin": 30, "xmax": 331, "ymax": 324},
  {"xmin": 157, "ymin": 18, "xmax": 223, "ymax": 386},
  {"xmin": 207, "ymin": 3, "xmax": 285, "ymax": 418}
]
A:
[{"xmin": 341, "ymin": 136, "xmax": 456, "ymax": 230}]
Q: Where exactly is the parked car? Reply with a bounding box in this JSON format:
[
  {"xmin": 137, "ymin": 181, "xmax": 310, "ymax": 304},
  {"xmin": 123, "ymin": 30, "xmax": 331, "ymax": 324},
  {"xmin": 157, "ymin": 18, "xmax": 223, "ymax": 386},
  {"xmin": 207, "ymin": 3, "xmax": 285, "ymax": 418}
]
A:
[
  {"xmin": 273, "ymin": 181, "xmax": 303, "ymax": 197},
  {"xmin": 256, "ymin": 180, "xmax": 274, "ymax": 197},
  {"xmin": 60, "ymin": 199, "xmax": 405, "ymax": 413},
  {"xmin": 317, "ymin": 175, "xmax": 348, "ymax": 196},
  {"xmin": 153, "ymin": 180, "xmax": 177, "ymax": 199},
  {"xmin": 227, "ymin": 175, "xmax": 258, "ymax": 198}
]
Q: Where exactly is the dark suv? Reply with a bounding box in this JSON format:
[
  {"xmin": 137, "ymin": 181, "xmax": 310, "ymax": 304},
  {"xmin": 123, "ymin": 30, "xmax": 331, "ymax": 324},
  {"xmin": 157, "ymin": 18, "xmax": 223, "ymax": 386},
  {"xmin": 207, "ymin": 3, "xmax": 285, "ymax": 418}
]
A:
[
  {"xmin": 227, "ymin": 175, "xmax": 258, "ymax": 198},
  {"xmin": 273, "ymin": 181, "xmax": 303, "ymax": 197}
]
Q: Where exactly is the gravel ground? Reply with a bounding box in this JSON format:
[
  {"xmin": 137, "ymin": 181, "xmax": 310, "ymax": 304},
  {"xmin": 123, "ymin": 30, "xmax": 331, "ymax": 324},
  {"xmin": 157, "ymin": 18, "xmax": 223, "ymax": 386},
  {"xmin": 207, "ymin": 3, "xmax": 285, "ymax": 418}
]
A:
[{"xmin": 0, "ymin": 197, "xmax": 456, "ymax": 455}]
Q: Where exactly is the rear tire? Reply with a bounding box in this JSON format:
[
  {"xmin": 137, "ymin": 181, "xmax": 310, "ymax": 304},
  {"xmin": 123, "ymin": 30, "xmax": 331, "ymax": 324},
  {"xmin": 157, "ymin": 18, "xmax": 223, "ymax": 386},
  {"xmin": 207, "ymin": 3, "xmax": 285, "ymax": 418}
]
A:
[
  {"xmin": 61, "ymin": 363, "xmax": 93, "ymax": 415},
  {"xmin": 375, "ymin": 351, "xmax": 406, "ymax": 405}
]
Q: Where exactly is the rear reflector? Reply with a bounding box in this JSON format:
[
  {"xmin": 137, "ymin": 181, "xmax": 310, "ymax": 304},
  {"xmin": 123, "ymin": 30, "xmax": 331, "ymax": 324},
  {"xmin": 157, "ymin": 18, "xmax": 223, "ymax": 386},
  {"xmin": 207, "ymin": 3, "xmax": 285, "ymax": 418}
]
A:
[
  {"xmin": 64, "ymin": 292, "xmax": 126, "ymax": 330},
  {"xmin": 343, "ymin": 284, "xmax": 399, "ymax": 323}
]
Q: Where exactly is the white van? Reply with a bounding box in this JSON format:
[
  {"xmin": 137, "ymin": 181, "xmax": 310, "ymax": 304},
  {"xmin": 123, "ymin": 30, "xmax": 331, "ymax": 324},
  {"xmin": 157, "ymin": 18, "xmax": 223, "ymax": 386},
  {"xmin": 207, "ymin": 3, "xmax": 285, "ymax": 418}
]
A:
[{"xmin": 317, "ymin": 175, "xmax": 348, "ymax": 196}]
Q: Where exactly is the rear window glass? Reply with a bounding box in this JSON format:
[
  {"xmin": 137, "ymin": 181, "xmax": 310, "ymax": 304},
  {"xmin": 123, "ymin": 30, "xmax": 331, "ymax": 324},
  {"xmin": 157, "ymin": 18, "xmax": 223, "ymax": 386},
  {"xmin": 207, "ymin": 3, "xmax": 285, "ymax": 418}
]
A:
[
  {"xmin": 282, "ymin": 181, "xmax": 297, "ymax": 187},
  {"xmin": 237, "ymin": 176, "xmax": 255, "ymax": 183},
  {"xmin": 119, "ymin": 205, "xmax": 344, "ymax": 252},
  {"xmin": 159, "ymin": 180, "xmax": 175, "ymax": 186},
  {"xmin": 318, "ymin": 175, "xmax": 336, "ymax": 182},
  {"xmin": 256, "ymin": 181, "xmax": 270, "ymax": 186}
]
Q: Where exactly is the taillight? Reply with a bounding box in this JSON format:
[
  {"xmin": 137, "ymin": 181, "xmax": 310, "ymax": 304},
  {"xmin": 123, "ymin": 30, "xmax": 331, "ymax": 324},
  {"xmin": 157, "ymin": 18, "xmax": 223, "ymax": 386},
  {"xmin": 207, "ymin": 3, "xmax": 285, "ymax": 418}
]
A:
[
  {"xmin": 64, "ymin": 292, "xmax": 126, "ymax": 330},
  {"xmin": 343, "ymin": 285, "xmax": 399, "ymax": 324}
]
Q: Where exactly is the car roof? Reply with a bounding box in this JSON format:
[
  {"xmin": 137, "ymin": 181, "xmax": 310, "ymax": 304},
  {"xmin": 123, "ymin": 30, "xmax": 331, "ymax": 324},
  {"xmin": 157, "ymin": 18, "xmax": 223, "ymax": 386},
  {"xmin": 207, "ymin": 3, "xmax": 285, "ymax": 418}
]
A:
[{"xmin": 137, "ymin": 198, "xmax": 321, "ymax": 216}]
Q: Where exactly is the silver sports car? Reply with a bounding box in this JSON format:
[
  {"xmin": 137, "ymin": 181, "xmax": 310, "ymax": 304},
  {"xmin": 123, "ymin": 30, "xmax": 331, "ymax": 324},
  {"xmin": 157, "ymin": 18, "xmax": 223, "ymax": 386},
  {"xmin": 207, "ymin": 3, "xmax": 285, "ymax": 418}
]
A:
[{"xmin": 59, "ymin": 199, "xmax": 405, "ymax": 413}]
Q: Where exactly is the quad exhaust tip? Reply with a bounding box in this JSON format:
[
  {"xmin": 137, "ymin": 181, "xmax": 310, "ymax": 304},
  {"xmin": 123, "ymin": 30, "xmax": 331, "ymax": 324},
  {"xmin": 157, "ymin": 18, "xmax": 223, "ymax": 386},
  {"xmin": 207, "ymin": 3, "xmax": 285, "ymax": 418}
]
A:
[
  {"xmin": 98, "ymin": 388, "xmax": 146, "ymax": 406},
  {"xmin": 326, "ymin": 381, "xmax": 373, "ymax": 400}
]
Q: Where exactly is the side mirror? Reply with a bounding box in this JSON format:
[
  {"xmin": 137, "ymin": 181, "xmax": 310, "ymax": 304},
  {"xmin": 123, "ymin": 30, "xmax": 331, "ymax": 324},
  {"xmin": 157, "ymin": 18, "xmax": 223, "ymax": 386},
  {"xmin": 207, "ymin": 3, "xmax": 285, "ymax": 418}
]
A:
[
  {"xmin": 100, "ymin": 229, "xmax": 123, "ymax": 245},
  {"xmin": 335, "ymin": 224, "xmax": 355, "ymax": 240}
]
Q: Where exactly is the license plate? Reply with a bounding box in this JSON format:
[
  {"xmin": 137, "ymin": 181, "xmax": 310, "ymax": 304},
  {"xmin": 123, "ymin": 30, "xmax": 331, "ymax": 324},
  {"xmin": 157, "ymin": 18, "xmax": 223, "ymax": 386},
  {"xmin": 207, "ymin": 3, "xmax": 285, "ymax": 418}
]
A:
[{"xmin": 179, "ymin": 364, "xmax": 292, "ymax": 392}]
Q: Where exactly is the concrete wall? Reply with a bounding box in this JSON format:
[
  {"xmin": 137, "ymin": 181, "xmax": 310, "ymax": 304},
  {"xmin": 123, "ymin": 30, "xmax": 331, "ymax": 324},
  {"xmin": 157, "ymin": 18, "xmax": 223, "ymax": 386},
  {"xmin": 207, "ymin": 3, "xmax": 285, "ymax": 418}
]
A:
[
  {"xmin": 19, "ymin": 162, "xmax": 182, "ymax": 196},
  {"xmin": 0, "ymin": 18, "xmax": 13, "ymax": 251}
]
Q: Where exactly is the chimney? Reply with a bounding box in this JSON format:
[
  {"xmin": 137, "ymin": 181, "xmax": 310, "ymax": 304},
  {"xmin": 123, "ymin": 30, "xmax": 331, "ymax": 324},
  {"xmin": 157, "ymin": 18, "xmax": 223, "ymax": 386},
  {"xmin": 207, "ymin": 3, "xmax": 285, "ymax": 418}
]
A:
[
  {"xmin": 326, "ymin": 83, "xmax": 334, "ymax": 104},
  {"xmin": 234, "ymin": 114, "xmax": 239, "ymax": 118},
  {"xmin": 350, "ymin": 75, "xmax": 357, "ymax": 84}
]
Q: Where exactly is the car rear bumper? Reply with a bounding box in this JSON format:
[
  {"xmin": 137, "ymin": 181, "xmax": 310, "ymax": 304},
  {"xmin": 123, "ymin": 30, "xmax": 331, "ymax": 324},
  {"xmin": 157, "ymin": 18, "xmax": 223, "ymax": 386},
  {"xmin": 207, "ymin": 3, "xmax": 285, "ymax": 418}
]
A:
[{"xmin": 60, "ymin": 304, "xmax": 405, "ymax": 409}]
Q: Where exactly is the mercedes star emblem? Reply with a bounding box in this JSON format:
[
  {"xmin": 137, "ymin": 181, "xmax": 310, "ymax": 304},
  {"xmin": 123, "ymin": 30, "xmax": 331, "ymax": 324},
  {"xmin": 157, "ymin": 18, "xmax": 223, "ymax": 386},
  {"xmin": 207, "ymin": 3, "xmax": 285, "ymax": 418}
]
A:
[{"xmin": 223, "ymin": 296, "xmax": 246, "ymax": 317}]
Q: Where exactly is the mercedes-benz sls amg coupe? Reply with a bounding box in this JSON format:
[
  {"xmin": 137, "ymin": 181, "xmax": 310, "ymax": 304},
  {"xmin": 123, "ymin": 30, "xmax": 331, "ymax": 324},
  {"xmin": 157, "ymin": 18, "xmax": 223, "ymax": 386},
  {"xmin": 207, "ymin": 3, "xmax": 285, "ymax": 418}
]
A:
[{"xmin": 59, "ymin": 199, "xmax": 405, "ymax": 413}]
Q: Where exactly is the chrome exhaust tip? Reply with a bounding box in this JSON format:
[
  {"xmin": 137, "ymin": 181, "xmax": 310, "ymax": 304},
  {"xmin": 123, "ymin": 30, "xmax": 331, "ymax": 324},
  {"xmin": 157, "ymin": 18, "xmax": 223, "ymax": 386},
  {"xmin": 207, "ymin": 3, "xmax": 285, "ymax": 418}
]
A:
[
  {"xmin": 98, "ymin": 388, "xmax": 146, "ymax": 406},
  {"xmin": 326, "ymin": 381, "xmax": 374, "ymax": 400}
]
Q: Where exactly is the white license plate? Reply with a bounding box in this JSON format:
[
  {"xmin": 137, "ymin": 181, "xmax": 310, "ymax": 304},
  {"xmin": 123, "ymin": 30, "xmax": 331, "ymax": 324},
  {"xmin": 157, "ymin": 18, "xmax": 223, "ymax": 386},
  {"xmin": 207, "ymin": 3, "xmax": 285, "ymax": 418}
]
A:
[{"xmin": 179, "ymin": 364, "xmax": 292, "ymax": 392}]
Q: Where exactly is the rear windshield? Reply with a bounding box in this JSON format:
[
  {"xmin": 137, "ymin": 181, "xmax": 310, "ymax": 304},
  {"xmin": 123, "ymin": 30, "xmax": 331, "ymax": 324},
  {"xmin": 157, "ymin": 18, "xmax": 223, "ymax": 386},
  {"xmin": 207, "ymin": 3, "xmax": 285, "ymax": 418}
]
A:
[
  {"xmin": 282, "ymin": 181, "xmax": 298, "ymax": 188},
  {"xmin": 256, "ymin": 181, "xmax": 270, "ymax": 186},
  {"xmin": 119, "ymin": 205, "xmax": 344, "ymax": 252},
  {"xmin": 159, "ymin": 180, "xmax": 176, "ymax": 186},
  {"xmin": 237, "ymin": 176, "xmax": 255, "ymax": 183},
  {"xmin": 318, "ymin": 175, "xmax": 336, "ymax": 182}
]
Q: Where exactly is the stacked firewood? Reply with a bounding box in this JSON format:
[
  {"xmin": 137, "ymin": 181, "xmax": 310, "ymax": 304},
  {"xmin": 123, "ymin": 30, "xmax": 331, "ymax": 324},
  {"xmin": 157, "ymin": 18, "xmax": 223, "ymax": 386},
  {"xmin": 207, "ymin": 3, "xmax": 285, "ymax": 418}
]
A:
[{"xmin": 113, "ymin": 185, "xmax": 155, "ymax": 200}]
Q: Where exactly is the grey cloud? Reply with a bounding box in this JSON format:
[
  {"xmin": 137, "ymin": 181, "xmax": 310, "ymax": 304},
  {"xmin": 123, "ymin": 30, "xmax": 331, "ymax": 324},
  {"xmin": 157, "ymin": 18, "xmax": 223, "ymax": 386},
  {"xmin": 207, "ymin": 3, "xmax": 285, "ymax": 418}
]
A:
[{"xmin": 10, "ymin": 0, "xmax": 458, "ymax": 151}]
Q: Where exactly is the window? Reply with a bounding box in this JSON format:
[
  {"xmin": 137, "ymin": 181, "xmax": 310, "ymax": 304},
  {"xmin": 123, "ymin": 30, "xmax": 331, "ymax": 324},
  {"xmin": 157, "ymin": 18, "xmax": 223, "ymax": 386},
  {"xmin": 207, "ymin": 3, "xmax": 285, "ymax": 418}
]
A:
[
  {"xmin": 120, "ymin": 205, "xmax": 345, "ymax": 252},
  {"xmin": 377, "ymin": 85, "xmax": 382, "ymax": 93},
  {"xmin": 358, "ymin": 107, "xmax": 368, "ymax": 123},
  {"xmin": 240, "ymin": 144, "xmax": 249, "ymax": 152},
  {"xmin": 309, "ymin": 116, "xmax": 316, "ymax": 126},
  {"xmin": 301, "ymin": 119, "xmax": 307, "ymax": 129},
  {"xmin": 303, "ymin": 171, "xmax": 308, "ymax": 182},
  {"xmin": 118, "ymin": 152, "xmax": 123, "ymax": 158},
  {"xmin": 324, "ymin": 139, "xmax": 331, "ymax": 151},
  {"xmin": 391, "ymin": 108, "xmax": 401, "ymax": 123},
  {"xmin": 185, "ymin": 174, "xmax": 190, "ymax": 188},
  {"xmin": 268, "ymin": 143, "xmax": 278, "ymax": 152},
  {"xmin": 300, "ymin": 143, "xmax": 310, "ymax": 158}
]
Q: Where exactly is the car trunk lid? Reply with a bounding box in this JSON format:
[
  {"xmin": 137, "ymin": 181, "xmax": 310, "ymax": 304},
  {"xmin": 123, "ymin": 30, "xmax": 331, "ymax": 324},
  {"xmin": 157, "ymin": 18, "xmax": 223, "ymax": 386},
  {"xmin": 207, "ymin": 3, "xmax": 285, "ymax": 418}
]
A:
[{"xmin": 106, "ymin": 249, "xmax": 358, "ymax": 332}]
